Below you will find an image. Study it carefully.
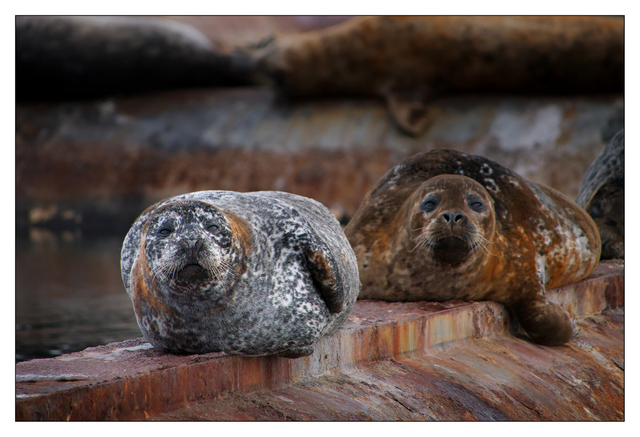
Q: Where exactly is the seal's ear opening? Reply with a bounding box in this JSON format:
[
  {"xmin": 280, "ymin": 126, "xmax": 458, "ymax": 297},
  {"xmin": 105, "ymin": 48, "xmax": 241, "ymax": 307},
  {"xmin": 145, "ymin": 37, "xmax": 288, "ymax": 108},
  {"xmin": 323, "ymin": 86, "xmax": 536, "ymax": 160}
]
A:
[{"xmin": 303, "ymin": 246, "xmax": 344, "ymax": 314}]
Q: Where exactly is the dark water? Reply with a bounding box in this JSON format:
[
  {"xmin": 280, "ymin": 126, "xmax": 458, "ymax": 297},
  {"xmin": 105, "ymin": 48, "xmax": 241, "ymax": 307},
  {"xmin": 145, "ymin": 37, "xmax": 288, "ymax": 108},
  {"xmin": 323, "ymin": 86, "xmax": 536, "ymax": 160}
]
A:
[{"xmin": 15, "ymin": 229, "xmax": 142, "ymax": 362}]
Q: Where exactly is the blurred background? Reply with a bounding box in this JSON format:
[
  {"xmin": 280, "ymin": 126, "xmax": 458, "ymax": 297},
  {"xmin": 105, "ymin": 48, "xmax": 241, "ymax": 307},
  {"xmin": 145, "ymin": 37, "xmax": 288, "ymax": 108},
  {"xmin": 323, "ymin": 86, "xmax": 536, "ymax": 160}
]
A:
[{"xmin": 15, "ymin": 15, "xmax": 624, "ymax": 362}]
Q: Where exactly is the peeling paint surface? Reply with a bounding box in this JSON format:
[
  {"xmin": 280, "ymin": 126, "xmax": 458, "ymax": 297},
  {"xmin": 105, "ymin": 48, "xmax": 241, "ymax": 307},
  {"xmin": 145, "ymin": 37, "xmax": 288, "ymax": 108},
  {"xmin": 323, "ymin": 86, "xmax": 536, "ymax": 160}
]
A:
[{"xmin": 15, "ymin": 261, "xmax": 623, "ymax": 421}]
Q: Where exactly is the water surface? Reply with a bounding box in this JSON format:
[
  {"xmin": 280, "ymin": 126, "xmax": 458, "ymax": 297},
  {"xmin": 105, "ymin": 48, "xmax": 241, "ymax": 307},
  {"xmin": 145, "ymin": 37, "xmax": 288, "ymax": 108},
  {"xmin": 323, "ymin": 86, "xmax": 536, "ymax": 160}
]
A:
[{"xmin": 15, "ymin": 230, "xmax": 141, "ymax": 362}]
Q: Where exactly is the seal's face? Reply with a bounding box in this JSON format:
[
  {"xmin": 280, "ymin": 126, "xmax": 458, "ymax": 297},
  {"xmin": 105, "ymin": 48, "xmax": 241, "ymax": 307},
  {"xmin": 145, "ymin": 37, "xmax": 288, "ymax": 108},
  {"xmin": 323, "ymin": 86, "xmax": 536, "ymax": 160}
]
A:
[
  {"xmin": 411, "ymin": 175, "xmax": 495, "ymax": 266},
  {"xmin": 143, "ymin": 200, "xmax": 236, "ymax": 294}
]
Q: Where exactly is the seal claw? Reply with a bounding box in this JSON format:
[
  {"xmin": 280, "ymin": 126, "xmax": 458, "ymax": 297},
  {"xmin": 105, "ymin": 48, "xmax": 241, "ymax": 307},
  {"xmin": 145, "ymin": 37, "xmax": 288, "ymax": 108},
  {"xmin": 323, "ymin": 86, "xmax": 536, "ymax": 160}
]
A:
[{"xmin": 278, "ymin": 346, "xmax": 314, "ymax": 358}]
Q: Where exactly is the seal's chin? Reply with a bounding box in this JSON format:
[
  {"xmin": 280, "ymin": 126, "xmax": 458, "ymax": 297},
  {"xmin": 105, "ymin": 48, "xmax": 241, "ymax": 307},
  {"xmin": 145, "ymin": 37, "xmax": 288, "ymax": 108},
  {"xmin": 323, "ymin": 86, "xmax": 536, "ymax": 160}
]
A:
[{"xmin": 431, "ymin": 236, "xmax": 473, "ymax": 266}]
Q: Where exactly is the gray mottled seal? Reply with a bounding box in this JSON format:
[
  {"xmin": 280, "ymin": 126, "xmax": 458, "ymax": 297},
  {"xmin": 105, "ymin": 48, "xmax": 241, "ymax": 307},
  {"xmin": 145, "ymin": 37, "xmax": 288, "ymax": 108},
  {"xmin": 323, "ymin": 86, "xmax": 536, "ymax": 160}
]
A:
[
  {"xmin": 345, "ymin": 149, "xmax": 601, "ymax": 346},
  {"xmin": 576, "ymin": 129, "xmax": 624, "ymax": 259},
  {"xmin": 120, "ymin": 190, "xmax": 360, "ymax": 357},
  {"xmin": 256, "ymin": 16, "xmax": 623, "ymax": 135}
]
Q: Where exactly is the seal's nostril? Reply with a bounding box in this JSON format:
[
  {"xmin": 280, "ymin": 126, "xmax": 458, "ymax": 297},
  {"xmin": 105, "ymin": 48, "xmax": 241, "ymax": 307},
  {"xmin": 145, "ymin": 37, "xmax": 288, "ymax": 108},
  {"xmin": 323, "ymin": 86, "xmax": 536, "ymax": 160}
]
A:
[
  {"xmin": 442, "ymin": 212, "xmax": 464, "ymax": 224},
  {"xmin": 194, "ymin": 239, "xmax": 204, "ymax": 255}
]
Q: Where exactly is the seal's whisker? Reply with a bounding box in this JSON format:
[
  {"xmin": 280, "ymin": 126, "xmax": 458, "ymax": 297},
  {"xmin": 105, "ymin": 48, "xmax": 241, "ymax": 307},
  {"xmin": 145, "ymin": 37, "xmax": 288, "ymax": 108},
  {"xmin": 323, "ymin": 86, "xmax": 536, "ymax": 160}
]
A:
[
  {"xmin": 218, "ymin": 262, "xmax": 234, "ymax": 277},
  {"xmin": 411, "ymin": 232, "xmax": 427, "ymax": 242},
  {"xmin": 467, "ymin": 234, "xmax": 496, "ymax": 256},
  {"xmin": 204, "ymin": 262, "xmax": 223, "ymax": 279},
  {"xmin": 152, "ymin": 265, "xmax": 170, "ymax": 282},
  {"xmin": 200, "ymin": 257, "xmax": 237, "ymax": 280},
  {"xmin": 412, "ymin": 232, "xmax": 435, "ymax": 252},
  {"xmin": 475, "ymin": 232, "xmax": 496, "ymax": 245},
  {"xmin": 411, "ymin": 236, "xmax": 424, "ymax": 251}
]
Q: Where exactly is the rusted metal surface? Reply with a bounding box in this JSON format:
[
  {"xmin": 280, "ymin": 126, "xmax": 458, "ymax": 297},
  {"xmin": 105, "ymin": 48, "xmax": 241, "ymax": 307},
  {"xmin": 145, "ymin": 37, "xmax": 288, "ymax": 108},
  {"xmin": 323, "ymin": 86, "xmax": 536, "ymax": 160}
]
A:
[
  {"xmin": 150, "ymin": 315, "xmax": 623, "ymax": 421},
  {"xmin": 15, "ymin": 261, "xmax": 623, "ymax": 421},
  {"xmin": 16, "ymin": 89, "xmax": 622, "ymax": 233}
]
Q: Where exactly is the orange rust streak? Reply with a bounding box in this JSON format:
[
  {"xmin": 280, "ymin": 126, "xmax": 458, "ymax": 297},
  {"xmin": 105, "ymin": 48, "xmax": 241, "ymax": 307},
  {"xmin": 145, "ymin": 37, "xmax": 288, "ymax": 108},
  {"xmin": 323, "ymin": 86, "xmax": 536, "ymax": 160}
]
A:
[
  {"xmin": 131, "ymin": 233, "xmax": 175, "ymax": 317},
  {"xmin": 224, "ymin": 210, "xmax": 253, "ymax": 255},
  {"xmin": 131, "ymin": 260, "xmax": 175, "ymax": 317},
  {"xmin": 304, "ymin": 248, "xmax": 332, "ymax": 277}
]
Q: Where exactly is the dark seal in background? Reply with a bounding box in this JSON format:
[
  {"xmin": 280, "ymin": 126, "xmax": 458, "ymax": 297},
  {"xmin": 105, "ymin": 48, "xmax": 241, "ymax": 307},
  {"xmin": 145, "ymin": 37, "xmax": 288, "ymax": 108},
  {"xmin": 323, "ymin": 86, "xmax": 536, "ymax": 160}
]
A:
[
  {"xmin": 576, "ymin": 129, "xmax": 625, "ymax": 260},
  {"xmin": 16, "ymin": 16, "xmax": 255, "ymax": 101}
]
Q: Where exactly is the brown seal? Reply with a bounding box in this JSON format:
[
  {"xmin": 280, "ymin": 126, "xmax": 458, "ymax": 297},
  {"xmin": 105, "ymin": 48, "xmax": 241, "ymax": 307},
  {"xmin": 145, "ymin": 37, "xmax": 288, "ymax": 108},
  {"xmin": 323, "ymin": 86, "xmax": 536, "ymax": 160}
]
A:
[
  {"xmin": 256, "ymin": 16, "xmax": 623, "ymax": 135},
  {"xmin": 345, "ymin": 149, "xmax": 601, "ymax": 345}
]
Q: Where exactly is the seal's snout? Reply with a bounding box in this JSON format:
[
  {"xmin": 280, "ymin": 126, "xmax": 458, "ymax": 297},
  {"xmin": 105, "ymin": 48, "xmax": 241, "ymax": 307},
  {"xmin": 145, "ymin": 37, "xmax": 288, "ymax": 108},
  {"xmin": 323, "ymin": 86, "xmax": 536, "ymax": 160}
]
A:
[
  {"xmin": 441, "ymin": 211, "xmax": 465, "ymax": 225},
  {"xmin": 179, "ymin": 237, "xmax": 205, "ymax": 259},
  {"xmin": 175, "ymin": 237, "xmax": 210, "ymax": 281}
]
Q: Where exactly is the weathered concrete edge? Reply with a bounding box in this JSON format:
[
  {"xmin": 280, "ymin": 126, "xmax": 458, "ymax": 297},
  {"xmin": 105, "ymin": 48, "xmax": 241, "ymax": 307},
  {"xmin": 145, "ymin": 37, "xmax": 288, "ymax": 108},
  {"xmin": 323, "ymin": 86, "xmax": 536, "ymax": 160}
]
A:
[{"xmin": 15, "ymin": 261, "xmax": 623, "ymax": 421}]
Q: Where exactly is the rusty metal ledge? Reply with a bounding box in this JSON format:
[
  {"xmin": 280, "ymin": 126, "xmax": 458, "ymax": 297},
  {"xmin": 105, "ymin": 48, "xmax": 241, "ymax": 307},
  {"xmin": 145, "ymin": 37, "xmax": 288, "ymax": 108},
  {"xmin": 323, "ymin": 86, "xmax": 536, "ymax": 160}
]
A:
[
  {"xmin": 15, "ymin": 260, "xmax": 623, "ymax": 421},
  {"xmin": 150, "ymin": 316, "xmax": 624, "ymax": 421}
]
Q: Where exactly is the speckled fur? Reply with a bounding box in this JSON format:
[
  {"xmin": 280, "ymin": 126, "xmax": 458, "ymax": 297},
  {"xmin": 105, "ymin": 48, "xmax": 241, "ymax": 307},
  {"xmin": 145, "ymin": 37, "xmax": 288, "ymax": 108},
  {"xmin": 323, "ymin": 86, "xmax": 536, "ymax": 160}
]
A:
[
  {"xmin": 345, "ymin": 149, "xmax": 601, "ymax": 346},
  {"xmin": 121, "ymin": 191, "xmax": 360, "ymax": 357},
  {"xmin": 576, "ymin": 129, "xmax": 624, "ymax": 259}
]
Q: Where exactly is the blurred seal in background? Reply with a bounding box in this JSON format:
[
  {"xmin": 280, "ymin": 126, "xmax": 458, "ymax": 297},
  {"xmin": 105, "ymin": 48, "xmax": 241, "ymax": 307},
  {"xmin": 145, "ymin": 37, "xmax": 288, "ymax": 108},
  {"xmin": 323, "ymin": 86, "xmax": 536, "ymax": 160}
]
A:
[
  {"xmin": 256, "ymin": 16, "xmax": 624, "ymax": 135},
  {"xmin": 16, "ymin": 16, "xmax": 254, "ymax": 100},
  {"xmin": 577, "ymin": 129, "xmax": 624, "ymax": 259}
]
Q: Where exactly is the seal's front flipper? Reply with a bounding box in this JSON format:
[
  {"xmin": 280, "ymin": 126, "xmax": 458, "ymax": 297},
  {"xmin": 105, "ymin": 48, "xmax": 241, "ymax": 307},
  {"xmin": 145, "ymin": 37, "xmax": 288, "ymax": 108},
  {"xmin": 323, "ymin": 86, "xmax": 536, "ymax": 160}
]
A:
[
  {"xmin": 278, "ymin": 345, "xmax": 314, "ymax": 358},
  {"xmin": 303, "ymin": 246, "xmax": 345, "ymax": 314},
  {"xmin": 509, "ymin": 290, "xmax": 575, "ymax": 346}
]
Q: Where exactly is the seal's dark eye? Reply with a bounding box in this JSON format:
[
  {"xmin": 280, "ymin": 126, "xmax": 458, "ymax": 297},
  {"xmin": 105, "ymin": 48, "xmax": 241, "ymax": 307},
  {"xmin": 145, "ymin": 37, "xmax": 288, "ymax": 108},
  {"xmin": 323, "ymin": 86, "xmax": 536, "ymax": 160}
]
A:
[
  {"xmin": 421, "ymin": 197, "xmax": 438, "ymax": 212},
  {"xmin": 469, "ymin": 200, "xmax": 485, "ymax": 212},
  {"xmin": 207, "ymin": 224, "xmax": 220, "ymax": 234},
  {"xmin": 158, "ymin": 228, "xmax": 172, "ymax": 237}
]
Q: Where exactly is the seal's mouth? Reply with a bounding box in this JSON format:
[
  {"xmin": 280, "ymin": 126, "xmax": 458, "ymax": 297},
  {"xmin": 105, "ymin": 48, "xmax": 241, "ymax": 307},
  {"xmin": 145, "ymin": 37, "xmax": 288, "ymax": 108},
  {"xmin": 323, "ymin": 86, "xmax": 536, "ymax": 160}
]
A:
[
  {"xmin": 432, "ymin": 236, "xmax": 471, "ymax": 249},
  {"xmin": 176, "ymin": 263, "xmax": 209, "ymax": 281},
  {"xmin": 431, "ymin": 236, "xmax": 473, "ymax": 266}
]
